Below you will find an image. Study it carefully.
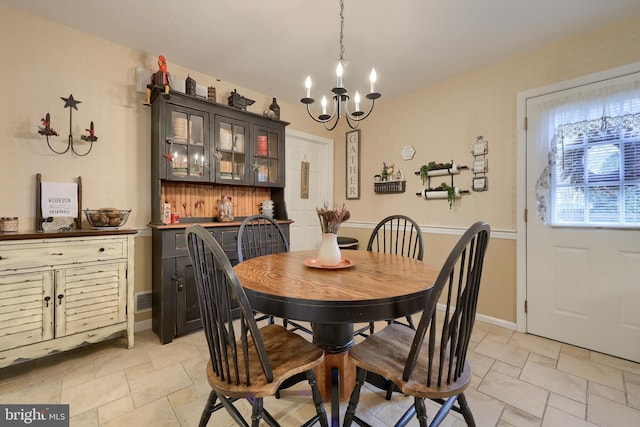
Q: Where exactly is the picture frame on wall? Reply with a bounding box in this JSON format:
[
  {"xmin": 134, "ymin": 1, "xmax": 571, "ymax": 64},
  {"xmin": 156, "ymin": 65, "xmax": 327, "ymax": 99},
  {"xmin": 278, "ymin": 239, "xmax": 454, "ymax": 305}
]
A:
[
  {"xmin": 473, "ymin": 176, "xmax": 488, "ymax": 191},
  {"xmin": 346, "ymin": 130, "xmax": 360, "ymax": 199}
]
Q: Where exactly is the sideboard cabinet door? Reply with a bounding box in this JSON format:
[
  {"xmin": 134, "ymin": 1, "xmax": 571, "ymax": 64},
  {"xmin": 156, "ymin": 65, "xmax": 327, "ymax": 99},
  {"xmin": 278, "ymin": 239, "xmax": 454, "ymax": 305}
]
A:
[{"xmin": 0, "ymin": 233, "xmax": 135, "ymax": 368}]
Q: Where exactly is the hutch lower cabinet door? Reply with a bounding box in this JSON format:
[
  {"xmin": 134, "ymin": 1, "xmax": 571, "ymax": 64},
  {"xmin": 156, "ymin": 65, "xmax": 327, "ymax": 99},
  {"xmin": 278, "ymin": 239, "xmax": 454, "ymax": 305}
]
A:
[{"xmin": 151, "ymin": 223, "xmax": 289, "ymax": 344}]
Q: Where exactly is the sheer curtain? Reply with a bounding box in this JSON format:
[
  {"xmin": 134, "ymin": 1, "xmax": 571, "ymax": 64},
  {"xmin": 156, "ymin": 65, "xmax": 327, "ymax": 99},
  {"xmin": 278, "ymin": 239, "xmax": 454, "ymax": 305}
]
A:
[{"xmin": 534, "ymin": 75, "xmax": 640, "ymax": 227}]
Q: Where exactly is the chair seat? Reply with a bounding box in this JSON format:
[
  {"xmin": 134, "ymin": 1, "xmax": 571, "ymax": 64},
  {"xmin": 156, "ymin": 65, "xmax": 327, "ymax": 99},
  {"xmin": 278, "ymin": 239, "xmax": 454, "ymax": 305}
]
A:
[
  {"xmin": 207, "ymin": 324, "xmax": 324, "ymax": 398},
  {"xmin": 348, "ymin": 324, "xmax": 472, "ymax": 399}
]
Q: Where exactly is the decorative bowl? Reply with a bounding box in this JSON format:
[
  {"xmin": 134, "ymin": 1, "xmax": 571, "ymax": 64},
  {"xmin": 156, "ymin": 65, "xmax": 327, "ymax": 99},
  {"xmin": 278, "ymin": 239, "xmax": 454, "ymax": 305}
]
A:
[{"xmin": 84, "ymin": 209, "xmax": 131, "ymax": 229}]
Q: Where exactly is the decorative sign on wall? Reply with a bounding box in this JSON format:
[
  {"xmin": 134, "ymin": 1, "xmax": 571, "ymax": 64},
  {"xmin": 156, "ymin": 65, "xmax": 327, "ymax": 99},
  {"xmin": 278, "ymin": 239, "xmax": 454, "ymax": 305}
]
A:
[
  {"xmin": 300, "ymin": 159, "xmax": 310, "ymax": 199},
  {"xmin": 471, "ymin": 135, "xmax": 488, "ymax": 192},
  {"xmin": 401, "ymin": 145, "xmax": 416, "ymax": 160},
  {"xmin": 346, "ymin": 130, "xmax": 360, "ymax": 199}
]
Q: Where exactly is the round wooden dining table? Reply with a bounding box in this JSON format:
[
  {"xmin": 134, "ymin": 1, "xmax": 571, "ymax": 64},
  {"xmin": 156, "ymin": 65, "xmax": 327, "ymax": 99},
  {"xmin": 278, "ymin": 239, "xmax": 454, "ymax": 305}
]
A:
[{"xmin": 234, "ymin": 249, "xmax": 438, "ymax": 417}]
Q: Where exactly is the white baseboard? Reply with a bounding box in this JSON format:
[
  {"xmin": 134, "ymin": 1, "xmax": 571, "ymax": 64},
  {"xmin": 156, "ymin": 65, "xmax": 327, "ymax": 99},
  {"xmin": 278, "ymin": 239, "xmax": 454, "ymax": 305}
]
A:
[
  {"xmin": 436, "ymin": 303, "xmax": 516, "ymax": 331},
  {"xmin": 475, "ymin": 312, "xmax": 516, "ymax": 330},
  {"xmin": 134, "ymin": 319, "xmax": 152, "ymax": 333}
]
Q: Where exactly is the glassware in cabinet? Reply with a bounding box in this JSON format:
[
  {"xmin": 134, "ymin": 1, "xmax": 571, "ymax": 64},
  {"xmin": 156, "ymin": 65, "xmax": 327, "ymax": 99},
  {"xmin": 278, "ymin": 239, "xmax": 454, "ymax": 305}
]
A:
[
  {"xmin": 215, "ymin": 117, "xmax": 249, "ymax": 184},
  {"xmin": 165, "ymin": 107, "xmax": 209, "ymax": 181}
]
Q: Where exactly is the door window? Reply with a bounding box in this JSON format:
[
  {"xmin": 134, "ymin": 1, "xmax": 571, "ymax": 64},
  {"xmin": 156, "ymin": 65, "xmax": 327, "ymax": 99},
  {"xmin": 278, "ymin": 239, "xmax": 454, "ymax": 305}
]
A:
[{"xmin": 536, "ymin": 93, "xmax": 640, "ymax": 228}]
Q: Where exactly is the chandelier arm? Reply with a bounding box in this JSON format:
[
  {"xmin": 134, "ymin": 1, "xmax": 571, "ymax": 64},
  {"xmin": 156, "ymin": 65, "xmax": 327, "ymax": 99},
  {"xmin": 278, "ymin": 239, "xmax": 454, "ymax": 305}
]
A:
[
  {"xmin": 323, "ymin": 115, "xmax": 340, "ymax": 131},
  {"xmin": 45, "ymin": 135, "xmax": 70, "ymax": 155},
  {"xmin": 345, "ymin": 98, "xmax": 377, "ymax": 122},
  {"xmin": 344, "ymin": 115, "xmax": 359, "ymax": 130},
  {"xmin": 305, "ymin": 103, "xmax": 328, "ymax": 124},
  {"xmin": 305, "ymin": 99, "xmax": 340, "ymax": 124}
]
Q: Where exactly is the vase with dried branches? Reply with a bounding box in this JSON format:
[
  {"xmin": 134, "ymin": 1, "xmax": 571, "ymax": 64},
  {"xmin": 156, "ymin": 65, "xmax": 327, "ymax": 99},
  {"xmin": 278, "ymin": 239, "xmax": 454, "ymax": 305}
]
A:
[{"xmin": 316, "ymin": 203, "xmax": 350, "ymax": 266}]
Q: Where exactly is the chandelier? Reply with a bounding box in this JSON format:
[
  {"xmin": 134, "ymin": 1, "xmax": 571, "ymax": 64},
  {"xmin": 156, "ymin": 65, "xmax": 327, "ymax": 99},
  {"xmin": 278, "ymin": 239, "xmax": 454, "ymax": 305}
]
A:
[{"xmin": 301, "ymin": 0, "xmax": 381, "ymax": 130}]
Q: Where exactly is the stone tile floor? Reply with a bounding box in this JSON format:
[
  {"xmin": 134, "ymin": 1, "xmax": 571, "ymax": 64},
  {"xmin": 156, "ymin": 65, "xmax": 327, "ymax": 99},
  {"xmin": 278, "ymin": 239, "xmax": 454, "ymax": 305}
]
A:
[{"xmin": 1, "ymin": 319, "xmax": 639, "ymax": 426}]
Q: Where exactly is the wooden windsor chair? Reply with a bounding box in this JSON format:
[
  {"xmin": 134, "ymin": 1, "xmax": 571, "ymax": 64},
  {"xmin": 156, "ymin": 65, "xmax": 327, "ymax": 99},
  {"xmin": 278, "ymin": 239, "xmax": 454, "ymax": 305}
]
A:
[
  {"xmin": 353, "ymin": 214, "xmax": 425, "ymax": 339},
  {"xmin": 237, "ymin": 214, "xmax": 312, "ymax": 335},
  {"xmin": 344, "ymin": 221, "xmax": 490, "ymax": 427},
  {"xmin": 185, "ymin": 224, "xmax": 328, "ymax": 427}
]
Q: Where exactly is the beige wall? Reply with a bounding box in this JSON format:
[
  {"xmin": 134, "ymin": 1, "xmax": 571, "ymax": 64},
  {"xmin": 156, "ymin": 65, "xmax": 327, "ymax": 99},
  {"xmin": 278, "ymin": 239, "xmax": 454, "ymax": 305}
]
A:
[
  {"xmin": 2, "ymin": 2, "xmax": 640, "ymax": 325},
  {"xmin": 0, "ymin": 3, "xmax": 331, "ymax": 326},
  {"xmin": 336, "ymin": 15, "xmax": 640, "ymax": 323}
]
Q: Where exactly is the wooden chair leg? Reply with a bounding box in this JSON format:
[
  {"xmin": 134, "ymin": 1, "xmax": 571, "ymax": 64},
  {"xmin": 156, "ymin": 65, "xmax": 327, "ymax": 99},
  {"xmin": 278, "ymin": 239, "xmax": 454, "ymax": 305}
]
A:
[
  {"xmin": 343, "ymin": 367, "xmax": 367, "ymax": 427},
  {"xmin": 385, "ymin": 378, "xmax": 394, "ymax": 400},
  {"xmin": 198, "ymin": 390, "xmax": 218, "ymax": 427},
  {"xmin": 306, "ymin": 369, "xmax": 329, "ymax": 427},
  {"xmin": 457, "ymin": 393, "xmax": 476, "ymax": 427},
  {"xmin": 414, "ymin": 397, "xmax": 428, "ymax": 427},
  {"xmin": 250, "ymin": 397, "xmax": 264, "ymax": 427}
]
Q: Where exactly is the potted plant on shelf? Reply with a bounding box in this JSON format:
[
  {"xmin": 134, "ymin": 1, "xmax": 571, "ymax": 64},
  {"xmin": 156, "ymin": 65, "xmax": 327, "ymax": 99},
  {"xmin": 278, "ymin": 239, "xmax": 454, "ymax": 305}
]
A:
[
  {"xmin": 419, "ymin": 161, "xmax": 456, "ymax": 185},
  {"xmin": 419, "ymin": 182, "xmax": 459, "ymax": 208}
]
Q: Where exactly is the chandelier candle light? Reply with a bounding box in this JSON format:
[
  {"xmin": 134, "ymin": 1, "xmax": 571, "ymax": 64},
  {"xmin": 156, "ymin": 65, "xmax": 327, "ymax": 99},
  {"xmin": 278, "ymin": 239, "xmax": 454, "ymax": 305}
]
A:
[
  {"xmin": 301, "ymin": 0, "xmax": 381, "ymax": 130},
  {"xmin": 316, "ymin": 203, "xmax": 350, "ymax": 266}
]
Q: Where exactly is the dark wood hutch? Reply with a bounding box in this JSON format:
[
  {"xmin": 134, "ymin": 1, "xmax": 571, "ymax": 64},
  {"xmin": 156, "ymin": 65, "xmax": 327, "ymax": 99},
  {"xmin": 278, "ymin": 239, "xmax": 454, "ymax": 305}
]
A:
[{"xmin": 148, "ymin": 89, "xmax": 290, "ymax": 344}]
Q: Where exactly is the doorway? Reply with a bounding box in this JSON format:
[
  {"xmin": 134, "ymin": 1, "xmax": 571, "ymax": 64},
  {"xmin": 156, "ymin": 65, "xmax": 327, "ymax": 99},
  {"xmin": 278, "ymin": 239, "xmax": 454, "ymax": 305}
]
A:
[
  {"xmin": 518, "ymin": 63, "xmax": 640, "ymax": 362},
  {"xmin": 284, "ymin": 129, "xmax": 334, "ymax": 251}
]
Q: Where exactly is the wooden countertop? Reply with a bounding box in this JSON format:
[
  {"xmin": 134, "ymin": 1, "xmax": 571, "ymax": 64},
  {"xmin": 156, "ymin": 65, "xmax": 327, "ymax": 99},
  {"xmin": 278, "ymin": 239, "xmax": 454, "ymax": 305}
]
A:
[
  {"xmin": 147, "ymin": 219, "xmax": 294, "ymax": 230},
  {"xmin": 0, "ymin": 228, "xmax": 138, "ymax": 241}
]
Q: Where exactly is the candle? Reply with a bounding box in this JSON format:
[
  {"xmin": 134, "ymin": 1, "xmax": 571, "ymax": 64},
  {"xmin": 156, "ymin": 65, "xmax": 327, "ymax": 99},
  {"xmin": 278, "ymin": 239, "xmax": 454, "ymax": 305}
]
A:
[
  {"xmin": 354, "ymin": 91, "xmax": 361, "ymax": 111},
  {"xmin": 370, "ymin": 68, "xmax": 377, "ymax": 93},
  {"xmin": 321, "ymin": 96, "xmax": 327, "ymax": 115},
  {"xmin": 305, "ymin": 76, "xmax": 312, "ymax": 98},
  {"xmin": 336, "ymin": 62, "xmax": 344, "ymax": 88}
]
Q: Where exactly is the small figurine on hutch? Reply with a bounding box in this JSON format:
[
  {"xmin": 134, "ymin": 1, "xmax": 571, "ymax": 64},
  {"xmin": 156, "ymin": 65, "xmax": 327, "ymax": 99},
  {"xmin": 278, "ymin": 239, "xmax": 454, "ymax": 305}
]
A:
[
  {"xmin": 227, "ymin": 89, "xmax": 255, "ymax": 111},
  {"xmin": 185, "ymin": 75, "xmax": 196, "ymax": 96},
  {"xmin": 144, "ymin": 55, "xmax": 171, "ymax": 105},
  {"xmin": 207, "ymin": 85, "xmax": 216, "ymax": 102}
]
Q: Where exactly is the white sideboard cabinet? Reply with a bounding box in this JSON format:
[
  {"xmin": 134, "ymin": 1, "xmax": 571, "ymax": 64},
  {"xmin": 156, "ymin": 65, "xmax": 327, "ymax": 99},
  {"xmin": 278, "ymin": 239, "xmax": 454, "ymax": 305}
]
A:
[{"xmin": 0, "ymin": 229, "xmax": 136, "ymax": 368}]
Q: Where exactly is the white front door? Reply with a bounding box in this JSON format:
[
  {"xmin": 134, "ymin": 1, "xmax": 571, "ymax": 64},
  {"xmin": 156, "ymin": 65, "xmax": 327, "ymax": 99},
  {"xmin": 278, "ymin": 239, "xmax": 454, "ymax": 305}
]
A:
[
  {"xmin": 523, "ymin": 68, "xmax": 640, "ymax": 362},
  {"xmin": 285, "ymin": 129, "xmax": 333, "ymax": 251}
]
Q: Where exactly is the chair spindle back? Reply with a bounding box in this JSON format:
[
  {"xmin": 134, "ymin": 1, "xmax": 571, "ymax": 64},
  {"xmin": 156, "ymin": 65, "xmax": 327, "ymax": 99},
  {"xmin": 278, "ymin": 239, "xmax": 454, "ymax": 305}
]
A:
[
  {"xmin": 238, "ymin": 214, "xmax": 289, "ymax": 262},
  {"xmin": 186, "ymin": 225, "xmax": 273, "ymax": 386},
  {"xmin": 405, "ymin": 221, "xmax": 490, "ymax": 387},
  {"xmin": 367, "ymin": 214, "xmax": 424, "ymax": 261}
]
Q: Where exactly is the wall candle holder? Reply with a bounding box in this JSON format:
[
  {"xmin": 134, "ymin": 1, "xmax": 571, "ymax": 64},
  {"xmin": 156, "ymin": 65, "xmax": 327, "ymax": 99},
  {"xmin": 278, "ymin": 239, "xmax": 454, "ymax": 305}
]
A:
[{"xmin": 38, "ymin": 94, "xmax": 98, "ymax": 156}]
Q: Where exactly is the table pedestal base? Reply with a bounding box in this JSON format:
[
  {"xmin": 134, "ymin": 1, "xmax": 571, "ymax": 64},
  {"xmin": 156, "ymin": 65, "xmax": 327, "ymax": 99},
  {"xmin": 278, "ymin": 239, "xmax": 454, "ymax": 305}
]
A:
[
  {"xmin": 312, "ymin": 322, "xmax": 356, "ymax": 403},
  {"xmin": 315, "ymin": 351, "xmax": 355, "ymax": 403}
]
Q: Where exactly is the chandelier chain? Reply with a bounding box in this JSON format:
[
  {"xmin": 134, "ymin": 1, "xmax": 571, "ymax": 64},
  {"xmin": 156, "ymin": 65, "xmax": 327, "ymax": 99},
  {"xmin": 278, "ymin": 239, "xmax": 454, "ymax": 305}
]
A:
[{"xmin": 339, "ymin": 0, "xmax": 345, "ymax": 60}]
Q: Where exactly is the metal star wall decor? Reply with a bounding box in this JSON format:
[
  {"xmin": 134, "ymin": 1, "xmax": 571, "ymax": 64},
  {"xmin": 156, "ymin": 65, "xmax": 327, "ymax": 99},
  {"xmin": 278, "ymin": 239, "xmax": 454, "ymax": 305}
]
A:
[
  {"xmin": 61, "ymin": 94, "xmax": 81, "ymax": 110},
  {"xmin": 38, "ymin": 94, "xmax": 98, "ymax": 156}
]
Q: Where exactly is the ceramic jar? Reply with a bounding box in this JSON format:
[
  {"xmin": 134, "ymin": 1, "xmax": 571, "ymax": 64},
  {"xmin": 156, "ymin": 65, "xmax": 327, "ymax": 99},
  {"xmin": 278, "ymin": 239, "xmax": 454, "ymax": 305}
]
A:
[{"xmin": 219, "ymin": 195, "xmax": 234, "ymax": 222}]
